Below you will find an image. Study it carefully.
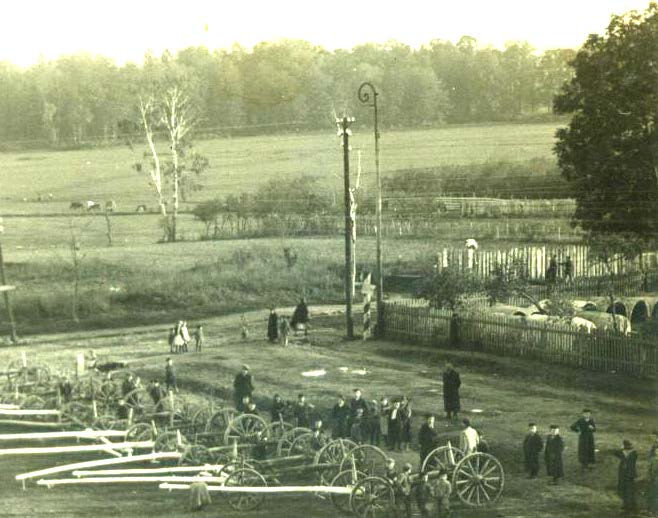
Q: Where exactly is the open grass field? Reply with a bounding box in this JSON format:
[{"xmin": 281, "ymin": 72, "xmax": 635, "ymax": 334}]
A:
[
  {"xmin": 0, "ymin": 310, "xmax": 654, "ymax": 517},
  {"xmin": 0, "ymin": 122, "xmax": 560, "ymax": 215}
]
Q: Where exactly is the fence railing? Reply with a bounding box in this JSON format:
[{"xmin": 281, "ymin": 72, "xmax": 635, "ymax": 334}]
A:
[{"xmin": 383, "ymin": 301, "xmax": 658, "ymax": 377}]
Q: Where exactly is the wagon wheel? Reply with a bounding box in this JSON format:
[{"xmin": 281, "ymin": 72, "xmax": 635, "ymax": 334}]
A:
[
  {"xmin": 266, "ymin": 420, "xmax": 294, "ymax": 443},
  {"xmin": 7, "ymin": 361, "xmax": 50, "ymax": 385},
  {"xmin": 205, "ymin": 408, "xmax": 237, "ymax": 435},
  {"xmin": 421, "ymin": 444, "xmax": 465, "ymax": 472},
  {"xmin": 315, "ymin": 438, "xmax": 358, "ymax": 484},
  {"xmin": 340, "ymin": 444, "xmax": 389, "ymax": 477},
  {"xmin": 218, "ymin": 459, "xmax": 255, "ymax": 478},
  {"xmin": 223, "ymin": 414, "xmax": 269, "ymax": 445},
  {"xmin": 153, "ymin": 430, "xmax": 189, "ymax": 452},
  {"xmin": 288, "ymin": 432, "xmax": 315, "ymax": 457},
  {"xmin": 92, "ymin": 414, "xmax": 123, "ymax": 431},
  {"xmin": 452, "ymin": 453, "xmax": 504, "ymax": 507},
  {"xmin": 330, "ymin": 468, "xmax": 367, "ymax": 513},
  {"xmin": 191, "ymin": 405, "xmax": 215, "ymax": 433},
  {"xmin": 224, "ymin": 467, "xmax": 268, "ymax": 512},
  {"xmin": 61, "ymin": 401, "xmax": 94, "ymax": 427},
  {"xmin": 349, "ymin": 476, "xmax": 395, "ymax": 517},
  {"xmin": 276, "ymin": 427, "xmax": 312, "ymax": 456},
  {"xmin": 96, "ymin": 380, "xmax": 120, "ymax": 410},
  {"xmin": 123, "ymin": 387, "xmax": 151, "ymax": 414},
  {"xmin": 73, "ymin": 376, "xmax": 103, "ymax": 401},
  {"xmin": 19, "ymin": 394, "xmax": 46, "ymax": 409},
  {"xmin": 179, "ymin": 445, "xmax": 215, "ymax": 466},
  {"xmin": 126, "ymin": 422, "xmax": 156, "ymax": 442}
]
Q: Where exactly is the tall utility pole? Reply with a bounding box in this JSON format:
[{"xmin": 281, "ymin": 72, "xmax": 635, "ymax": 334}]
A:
[
  {"xmin": 337, "ymin": 116, "xmax": 355, "ymax": 339},
  {"xmin": 0, "ymin": 218, "xmax": 18, "ymax": 343},
  {"xmin": 358, "ymin": 82, "xmax": 384, "ymax": 336}
]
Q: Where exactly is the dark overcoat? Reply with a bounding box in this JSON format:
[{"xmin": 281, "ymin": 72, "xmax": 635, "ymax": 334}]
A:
[{"xmin": 442, "ymin": 369, "xmax": 461, "ymax": 412}]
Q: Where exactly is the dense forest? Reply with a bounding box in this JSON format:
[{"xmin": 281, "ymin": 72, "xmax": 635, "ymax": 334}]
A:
[{"xmin": 0, "ymin": 38, "xmax": 575, "ymax": 149}]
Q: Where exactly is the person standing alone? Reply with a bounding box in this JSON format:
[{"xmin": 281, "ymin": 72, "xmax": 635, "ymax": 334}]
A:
[
  {"xmin": 523, "ymin": 422, "xmax": 543, "ymax": 479},
  {"xmin": 614, "ymin": 440, "xmax": 638, "ymax": 514},
  {"xmin": 443, "ymin": 363, "xmax": 461, "ymax": 420},
  {"xmin": 570, "ymin": 408, "xmax": 596, "ymax": 470}
]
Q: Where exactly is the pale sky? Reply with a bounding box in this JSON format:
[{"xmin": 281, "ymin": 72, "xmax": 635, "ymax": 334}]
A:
[{"xmin": 0, "ymin": 0, "xmax": 652, "ymax": 66}]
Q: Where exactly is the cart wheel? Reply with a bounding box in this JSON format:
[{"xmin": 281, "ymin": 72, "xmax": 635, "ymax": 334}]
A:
[
  {"xmin": 73, "ymin": 376, "xmax": 103, "ymax": 401},
  {"xmin": 179, "ymin": 444, "xmax": 215, "ymax": 466},
  {"xmin": 126, "ymin": 422, "xmax": 155, "ymax": 442},
  {"xmin": 224, "ymin": 413, "xmax": 269, "ymax": 445},
  {"xmin": 92, "ymin": 414, "xmax": 122, "ymax": 431},
  {"xmin": 123, "ymin": 387, "xmax": 151, "ymax": 414},
  {"xmin": 421, "ymin": 444, "xmax": 465, "ymax": 472},
  {"xmin": 191, "ymin": 405, "xmax": 214, "ymax": 433},
  {"xmin": 266, "ymin": 420, "xmax": 294, "ymax": 442},
  {"xmin": 61, "ymin": 401, "xmax": 94, "ymax": 428},
  {"xmin": 339, "ymin": 444, "xmax": 389, "ymax": 477},
  {"xmin": 349, "ymin": 476, "xmax": 395, "ymax": 517},
  {"xmin": 96, "ymin": 380, "xmax": 120, "ymax": 410},
  {"xmin": 330, "ymin": 468, "xmax": 366, "ymax": 513},
  {"xmin": 314, "ymin": 438, "xmax": 358, "ymax": 484},
  {"xmin": 205, "ymin": 408, "xmax": 237, "ymax": 435},
  {"xmin": 276, "ymin": 427, "xmax": 312, "ymax": 456},
  {"xmin": 218, "ymin": 459, "xmax": 255, "ymax": 478},
  {"xmin": 153, "ymin": 430, "xmax": 189, "ymax": 452},
  {"xmin": 224, "ymin": 468, "xmax": 267, "ymax": 511},
  {"xmin": 452, "ymin": 452, "xmax": 504, "ymax": 507},
  {"xmin": 288, "ymin": 432, "xmax": 315, "ymax": 456}
]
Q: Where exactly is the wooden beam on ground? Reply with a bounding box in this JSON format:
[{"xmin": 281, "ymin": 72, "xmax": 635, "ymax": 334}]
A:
[
  {"xmin": 0, "ymin": 440, "xmax": 153, "ymax": 456},
  {"xmin": 159, "ymin": 483, "xmax": 354, "ymax": 494},
  {"xmin": 0, "ymin": 285, "xmax": 16, "ymax": 292},
  {"xmin": 0, "ymin": 430, "xmax": 127, "ymax": 441},
  {"xmin": 0, "ymin": 409, "xmax": 60, "ymax": 416},
  {"xmin": 73, "ymin": 465, "xmax": 225, "ymax": 477},
  {"xmin": 0, "ymin": 420, "xmax": 63, "ymax": 428},
  {"xmin": 16, "ymin": 451, "xmax": 182, "ymax": 481},
  {"xmin": 0, "ymin": 403, "xmax": 20, "ymax": 410},
  {"xmin": 37, "ymin": 476, "xmax": 227, "ymax": 487}
]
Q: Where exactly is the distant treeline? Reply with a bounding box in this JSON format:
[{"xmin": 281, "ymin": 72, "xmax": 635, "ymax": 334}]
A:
[{"xmin": 0, "ymin": 38, "xmax": 575, "ymax": 150}]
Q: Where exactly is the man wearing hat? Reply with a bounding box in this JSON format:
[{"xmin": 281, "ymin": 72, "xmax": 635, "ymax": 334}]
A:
[
  {"xmin": 544, "ymin": 425, "xmax": 565, "ymax": 484},
  {"xmin": 523, "ymin": 422, "xmax": 543, "ymax": 479},
  {"xmin": 442, "ymin": 363, "xmax": 461, "ymax": 421},
  {"xmin": 418, "ymin": 414, "xmax": 439, "ymax": 467},
  {"xmin": 233, "ymin": 365, "xmax": 254, "ymax": 409},
  {"xmin": 435, "ymin": 469, "xmax": 452, "ymax": 517},
  {"xmin": 614, "ymin": 440, "xmax": 638, "ymax": 513},
  {"xmin": 570, "ymin": 409, "xmax": 597, "ymax": 470}
]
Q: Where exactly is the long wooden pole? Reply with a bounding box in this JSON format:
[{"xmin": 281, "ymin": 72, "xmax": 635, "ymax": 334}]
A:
[
  {"xmin": 341, "ymin": 116, "xmax": 354, "ymax": 339},
  {"xmin": 0, "ymin": 430, "xmax": 127, "ymax": 441},
  {"xmin": 0, "ymin": 441, "xmax": 153, "ymax": 456},
  {"xmin": 37, "ymin": 476, "xmax": 226, "ymax": 487},
  {"xmin": 160, "ymin": 483, "xmax": 354, "ymax": 494},
  {"xmin": 16, "ymin": 451, "xmax": 182, "ymax": 481},
  {"xmin": 73, "ymin": 465, "xmax": 225, "ymax": 476}
]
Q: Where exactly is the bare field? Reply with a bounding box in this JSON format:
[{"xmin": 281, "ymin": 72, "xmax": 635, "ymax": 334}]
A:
[{"xmin": 0, "ymin": 311, "xmax": 653, "ymax": 518}]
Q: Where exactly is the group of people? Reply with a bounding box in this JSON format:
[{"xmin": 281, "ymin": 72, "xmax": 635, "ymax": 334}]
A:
[
  {"xmin": 546, "ymin": 254, "xmax": 573, "ymax": 284},
  {"xmin": 167, "ymin": 321, "xmax": 204, "ymax": 353},
  {"xmin": 267, "ymin": 298, "xmax": 311, "ymax": 346},
  {"xmin": 522, "ymin": 409, "xmax": 657, "ymax": 515}
]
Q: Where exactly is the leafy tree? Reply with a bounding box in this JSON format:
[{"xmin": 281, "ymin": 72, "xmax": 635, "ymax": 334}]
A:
[
  {"xmin": 419, "ymin": 266, "xmax": 483, "ymax": 312},
  {"xmin": 554, "ymin": 4, "xmax": 658, "ymax": 244},
  {"xmin": 192, "ymin": 198, "xmax": 225, "ymax": 238}
]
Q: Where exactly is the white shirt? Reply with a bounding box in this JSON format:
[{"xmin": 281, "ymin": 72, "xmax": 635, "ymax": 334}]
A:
[{"xmin": 460, "ymin": 426, "xmax": 480, "ymax": 454}]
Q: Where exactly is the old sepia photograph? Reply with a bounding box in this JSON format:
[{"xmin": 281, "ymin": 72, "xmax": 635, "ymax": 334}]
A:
[{"xmin": 0, "ymin": 0, "xmax": 656, "ymax": 516}]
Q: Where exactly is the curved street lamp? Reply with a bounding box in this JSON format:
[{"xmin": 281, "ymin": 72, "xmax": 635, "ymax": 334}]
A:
[{"xmin": 358, "ymin": 82, "xmax": 384, "ymax": 336}]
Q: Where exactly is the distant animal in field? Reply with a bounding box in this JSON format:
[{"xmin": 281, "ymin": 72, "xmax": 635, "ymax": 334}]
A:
[
  {"xmin": 86, "ymin": 201, "xmax": 101, "ymax": 211},
  {"xmin": 69, "ymin": 201, "xmax": 85, "ymax": 210},
  {"xmin": 135, "ymin": 204, "xmax": 147, "ymax": 213},
  {"xmin": 105, "ymin": 200, "xmax": 117, "ymax": 212}
]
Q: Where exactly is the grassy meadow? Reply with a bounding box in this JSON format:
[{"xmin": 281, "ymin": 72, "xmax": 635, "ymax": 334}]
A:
[{"xmin": 0, "ymin": 122, "xmax": 560, "ymax": 214}]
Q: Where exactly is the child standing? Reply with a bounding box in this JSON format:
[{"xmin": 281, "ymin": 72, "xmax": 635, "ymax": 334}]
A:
[
  {"xmin": 545, "ymin": 425, "xmax": 565, "ymax": 484},
  {"xmin": 279, "ymin": 317, "xmax": 291, "ymax": 347},
  {"xmin": 435, "ymin": 470, "xmax": 452, "ymax": 517},
  {"xmin": 194, "ymin": 325, "xmax": 204, "ymax": 352},
  {"xmin": 165, "ymin": 358, "xmax": 178, "ymax": 393}
]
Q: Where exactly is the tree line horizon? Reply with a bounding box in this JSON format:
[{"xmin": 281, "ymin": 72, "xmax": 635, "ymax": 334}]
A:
[{"xmin": 0, "ymin": 37, "xmax": 575, "ymax": 149}]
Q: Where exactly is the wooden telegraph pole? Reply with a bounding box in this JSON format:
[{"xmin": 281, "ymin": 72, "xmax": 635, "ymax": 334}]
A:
[
  {"xmin": 338, "ymin": 116, "xmax": 355, "ymax": 339},
  {"xmin": 0, "ymin": 217, "xmax": 18, "ymax": 343}
]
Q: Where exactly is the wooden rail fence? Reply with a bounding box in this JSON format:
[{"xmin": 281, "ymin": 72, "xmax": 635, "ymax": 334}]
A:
[{"xmin": 383, "ymin": 301, "xmax": 658, "ymax": 377}]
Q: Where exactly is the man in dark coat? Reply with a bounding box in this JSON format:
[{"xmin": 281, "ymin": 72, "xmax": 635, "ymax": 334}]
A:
[
  {"xmin": 570, "ymin": 408, "xmax": 596, "ymax": 469},
  {"xmin": 290, "ymin": 298, "xmax": 310, "ymax": 334},
  {"xmin": 614, "ymin": 440, "xmax": 638, "ymax": 513},
  {"xmin": 293, "ymin": 393, "xmax": 311, "ymax": 428},
  {"xmin": 388, "ymin": 400, "xmax": 403, "ymax": 451},
  {"xmin": 267, "ymin": 308, "xmax": 279, "ymax": 343},
  {"xmin": 233, "ymin": 365, "xmax": 254, "ymax": 409},
  {"xmin": 442, "ymin": 363, "xmax": 461, "ymax": 420},
  {"xmin": 418, "ymin": 414, "xmax": 439, "ymax": 467},
  {"xmin": 523, "ymin": 422, "xmax": 544, "ymax": 478},
  {"xmin": 545, "ymin": 425, "xmax": 565, "ymax": 484},
  {"xmin": 331, "ymin": 395, "xmax": 350, "ymax": 438},
  {"xmin": 350, "ymin": 389, "xmax": 369, "ymax": 424}
]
